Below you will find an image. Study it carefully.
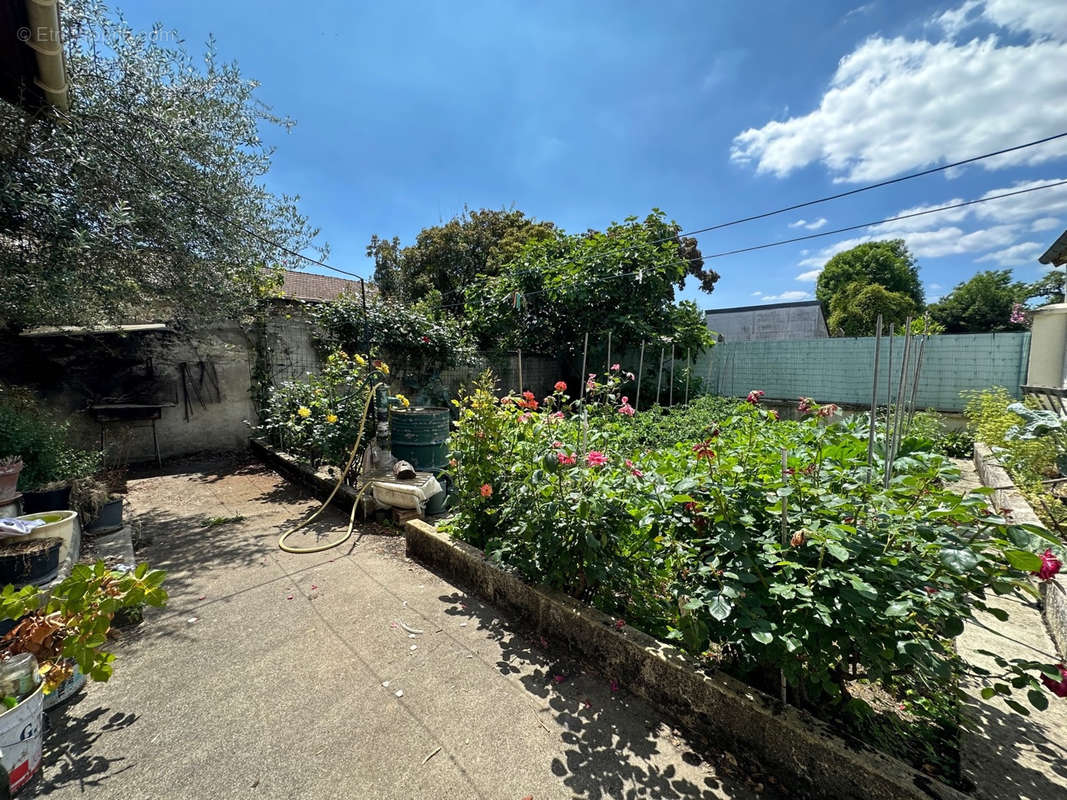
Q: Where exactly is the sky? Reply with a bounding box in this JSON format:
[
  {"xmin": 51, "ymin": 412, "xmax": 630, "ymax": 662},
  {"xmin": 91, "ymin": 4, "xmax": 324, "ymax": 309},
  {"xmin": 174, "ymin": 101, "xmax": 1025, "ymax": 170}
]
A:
[{"xmin": 118, "ymin": 0, "xmax": 1067, "ymax": 309}]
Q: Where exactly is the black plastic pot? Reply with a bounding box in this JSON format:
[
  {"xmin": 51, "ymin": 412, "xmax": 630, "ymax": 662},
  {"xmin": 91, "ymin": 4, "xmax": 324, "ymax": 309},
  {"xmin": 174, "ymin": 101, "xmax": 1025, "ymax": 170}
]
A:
[
  {"xmin": 0, "ymin": 537, "xmax": 62, "ymax": 585},
  {"xmin": 87, "ymin": 497, "xmax": 123, "ymax": 534},
  {"xmin": 21, "ymin": 485, "xmax": 71, "ymax": 514}
]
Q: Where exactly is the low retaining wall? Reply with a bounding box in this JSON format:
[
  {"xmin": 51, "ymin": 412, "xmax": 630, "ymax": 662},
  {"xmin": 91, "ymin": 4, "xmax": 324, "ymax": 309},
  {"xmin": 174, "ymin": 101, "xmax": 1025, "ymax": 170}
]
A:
[
  {"xmin": 973, "ymin": 443, "xmax": 1067, "ymax": 657},
  {"xmin": 404, "ymin": 518, "xmax": 968, "ymax": 800},
  {"xmin": 250, "ymin": 438, "xmax": 361, "ymax": 511}
]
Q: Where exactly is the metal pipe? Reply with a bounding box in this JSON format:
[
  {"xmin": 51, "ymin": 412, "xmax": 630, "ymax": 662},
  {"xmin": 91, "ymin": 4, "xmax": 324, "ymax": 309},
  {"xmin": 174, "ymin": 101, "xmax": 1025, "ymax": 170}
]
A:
[
  {"xmin": 656, "ymin": 347, "xmax": 665, "ymax": 405},
  {"xmin": 684, "ymin": 348, "xmax": 691, "ymax": 405},
  {"xmin": 669, "ymin": 345, "xmax": 675, "ymax": 406},
  {"xmin": 635, "ymin": 341, "xmax": 645, "ymax": 410},
  {"xmin": 905, "ymin": 316, "xmax": 930, "ymax": 434},
  {"xmin": 579, "ymin": 332, "xmax": 589, "ymax": 404},
  {"xmin": 517, "ymin": 348, "xmax": 523, "ymax": 395},
  {"xmin": 886, "ymin": 318, "xmax": 913, "ymax": 488},
  {"xmin": 866, "ymin": 315, "xmax": 882, "ymax": 483},
  {"xmin": 884, "ymin": 325, "xmax": 894, "ymax": 487},
  {"xmin": 606, "ymin": 331, "xmax": 612, "ymax": 373}
]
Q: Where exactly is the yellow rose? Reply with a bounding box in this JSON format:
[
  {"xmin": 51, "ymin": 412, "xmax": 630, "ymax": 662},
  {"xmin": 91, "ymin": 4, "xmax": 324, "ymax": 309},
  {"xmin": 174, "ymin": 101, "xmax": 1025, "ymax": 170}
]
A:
[
  {"xmin": 354, "ymin": 354, "xmax": 367, "ymax": 366},
  {"xmin": 395, "ymin": 394, "xmax": 410, "ymax": 408},
  {"xmin": 326, "ymin": 413, "xmax": 338, "ymax": 424},
  {"xmin": 297, "ymin": 406, "xmax": 311, "ymax": 418}
]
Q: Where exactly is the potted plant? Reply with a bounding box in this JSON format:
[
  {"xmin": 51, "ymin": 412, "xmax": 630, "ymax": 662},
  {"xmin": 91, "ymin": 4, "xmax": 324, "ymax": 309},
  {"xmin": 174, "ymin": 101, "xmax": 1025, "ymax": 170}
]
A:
[
  {"xmin": 0, "ymin": 457, "xmax": 22, "ymax": 502},
  {"xmin": 0, "ymin": 561, "xmax": 165, "ymax": 792},
  {"xmin": 0, "ymin": 538, "xmax": 63, "ymax": 586},
  {"xmin": 71, "ymin": 477, "xmax": 124, "ymax": 534}
]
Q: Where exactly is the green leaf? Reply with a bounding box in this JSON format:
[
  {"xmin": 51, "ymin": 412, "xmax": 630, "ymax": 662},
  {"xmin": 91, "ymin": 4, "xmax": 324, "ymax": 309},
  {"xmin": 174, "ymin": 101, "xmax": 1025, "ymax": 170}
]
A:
[
  {"xmin": 942, "ymin": 617, "xmax": 964, "ymax": 637},
  {"xmin": 980, "ymin": 687, "xmax": 996, "ymax": 700},
  {"xmin": 751, "ymin": 630, "xmax": 773, "ymax": 645},
  {"xmin": 886, "ymin": 600, "xmax": 911, "ymax": 617},
  {"xmin": 708, "ymin": 594, "xmax": 733, "ymax": 622},
  {"xmin": 825, "ymin": 542, "xmax": 849, "ymax": 562},
  {"xmin": 941, "ymin": 547, "xmax": 980, "ymax": 574},
  {"xmin": 1028, "ymin": 689, "xmax": 1049, "ymax": 711},
  {"xmin": 1004, "ymin": 550, "xmax": 1043, "ymax": 572}
]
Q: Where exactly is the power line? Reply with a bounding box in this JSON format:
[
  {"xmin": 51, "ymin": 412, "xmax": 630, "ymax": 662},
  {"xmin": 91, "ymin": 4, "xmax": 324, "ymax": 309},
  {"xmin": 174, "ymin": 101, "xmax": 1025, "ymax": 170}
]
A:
[
  {"xmin": 436, "ymin": 177, "xmax": 1067, "ymax": 310},
  {"xmin": 676, "ymin": 131, "xmax": 1067, "ymax": 239}
]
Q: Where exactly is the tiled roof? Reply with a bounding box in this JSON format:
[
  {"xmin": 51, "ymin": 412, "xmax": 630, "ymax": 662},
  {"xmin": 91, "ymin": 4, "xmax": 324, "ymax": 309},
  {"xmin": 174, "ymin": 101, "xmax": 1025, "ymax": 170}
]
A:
[{"xmin": 279, "ymin": 270, "xmax": 372, "ymax": 302}]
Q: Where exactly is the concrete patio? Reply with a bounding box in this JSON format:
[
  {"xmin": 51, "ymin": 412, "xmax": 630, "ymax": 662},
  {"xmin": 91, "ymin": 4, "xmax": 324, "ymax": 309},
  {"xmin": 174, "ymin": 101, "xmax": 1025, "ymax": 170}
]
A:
[{"xmin": 30, "ymin": 457, "xmax": 776, "ymax": 800}]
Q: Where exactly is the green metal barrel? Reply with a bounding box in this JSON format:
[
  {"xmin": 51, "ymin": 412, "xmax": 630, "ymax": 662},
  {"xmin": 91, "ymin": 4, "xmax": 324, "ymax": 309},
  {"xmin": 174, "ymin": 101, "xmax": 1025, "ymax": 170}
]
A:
[{"xmin": 390, "ymin": 407, "xmax": 451, "ymax": 471}]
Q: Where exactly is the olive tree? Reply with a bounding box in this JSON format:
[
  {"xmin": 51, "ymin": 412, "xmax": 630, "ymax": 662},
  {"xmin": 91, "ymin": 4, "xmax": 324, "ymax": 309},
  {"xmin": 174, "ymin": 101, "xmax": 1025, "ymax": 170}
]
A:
[{"xmin": 0, "ymin": 0, "xmax": 319, "ymax": 332}]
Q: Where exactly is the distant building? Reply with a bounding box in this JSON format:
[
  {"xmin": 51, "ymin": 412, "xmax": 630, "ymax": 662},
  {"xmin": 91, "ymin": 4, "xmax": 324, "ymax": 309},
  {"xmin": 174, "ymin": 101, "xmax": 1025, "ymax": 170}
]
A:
[
  {"xmin": 705, "ymin": 300, "xmax": 828, "ymax": 342},
  {"xmin": 279, "ymin": 270, "xmax": 372, "ymax": 303}
]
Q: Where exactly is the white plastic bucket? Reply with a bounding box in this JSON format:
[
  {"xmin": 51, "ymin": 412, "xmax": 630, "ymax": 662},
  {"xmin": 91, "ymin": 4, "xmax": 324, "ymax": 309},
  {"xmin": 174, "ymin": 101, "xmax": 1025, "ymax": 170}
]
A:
[
  {"xmin": 0, "ymin": 683, "xmax": 44, "ymax": 794},
  {"xmin": 43, "ymin": 666, "xmax": 85, "ymax": 710}
]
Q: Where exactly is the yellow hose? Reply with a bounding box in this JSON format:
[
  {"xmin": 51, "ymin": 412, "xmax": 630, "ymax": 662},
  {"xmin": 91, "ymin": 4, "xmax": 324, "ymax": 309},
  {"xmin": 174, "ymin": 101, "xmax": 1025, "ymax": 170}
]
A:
[{"xmin": 278, "ymin": 382, "xmax": 382, "ymax": 554}]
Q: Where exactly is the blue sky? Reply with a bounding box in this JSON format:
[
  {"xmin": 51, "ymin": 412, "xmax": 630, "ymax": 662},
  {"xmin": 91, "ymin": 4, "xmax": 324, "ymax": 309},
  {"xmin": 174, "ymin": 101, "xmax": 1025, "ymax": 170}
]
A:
[{"xmin": 120, "ymin": 0, "xmax": 1067, "ymax": 309}]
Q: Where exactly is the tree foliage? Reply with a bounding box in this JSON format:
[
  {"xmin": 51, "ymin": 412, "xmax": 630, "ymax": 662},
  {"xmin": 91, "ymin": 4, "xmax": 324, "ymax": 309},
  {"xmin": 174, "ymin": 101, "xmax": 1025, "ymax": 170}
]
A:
[
  {"xmin": 928, "ymin": 270, "xmax": 1028, "ymax": 333},
  {"xmin": 464, "ymin": 211, "xmax": 718, "ymax": 355},
  {"xmin": 1024, "ymin": 270, "xmax": 1065, "ymax": 306},
  {"xmin": 815, "ymin": 240, "xmax": 923, "ymax": 311},
  {"xmin": 826, "ymin": 282, "xmax": 918, "ymax": 337},
  {"xmin": 368, "ymin": 207, "xmax": 557, "ymax": 306},
  {"xmin": 0, "ymin": 0, "xmax": 318, "ymax": 331}
]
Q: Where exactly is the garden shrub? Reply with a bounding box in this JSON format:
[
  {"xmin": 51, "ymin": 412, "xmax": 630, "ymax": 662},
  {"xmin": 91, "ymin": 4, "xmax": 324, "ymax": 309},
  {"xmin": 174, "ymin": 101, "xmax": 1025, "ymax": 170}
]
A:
[
  {"xmin": 445, "ymin": 372, "xmax": 1065, "ymax": 761},
  {"xmin": 0, "ymin": 383, "xmax": 101, "ymax": 490},
  {"xmin": 256, "ymin": 350, "xmax": 391, "ymax": 467}
]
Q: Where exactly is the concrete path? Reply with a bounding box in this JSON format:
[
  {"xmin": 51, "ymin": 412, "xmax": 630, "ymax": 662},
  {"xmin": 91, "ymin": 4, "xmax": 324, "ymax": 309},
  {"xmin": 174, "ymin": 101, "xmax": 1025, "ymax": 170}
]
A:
[
  {"xmin": 30, "ymin": 457, "xmax": 776, "ymax": 800},
  {"xmin": 952, "ymin": 458, "xmax": 1067, "ymax": 800}
]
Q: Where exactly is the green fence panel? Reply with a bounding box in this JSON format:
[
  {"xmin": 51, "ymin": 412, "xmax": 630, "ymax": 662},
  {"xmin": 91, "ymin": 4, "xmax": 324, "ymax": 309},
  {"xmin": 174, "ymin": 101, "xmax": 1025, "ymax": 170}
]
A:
[{"xmin": 693, "ymin": 332, "xmax": 1030, "ymax": 412}]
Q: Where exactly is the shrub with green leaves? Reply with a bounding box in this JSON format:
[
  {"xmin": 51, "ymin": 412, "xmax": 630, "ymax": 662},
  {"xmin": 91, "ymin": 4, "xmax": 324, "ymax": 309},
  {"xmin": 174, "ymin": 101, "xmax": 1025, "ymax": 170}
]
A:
[
  {"xmin": 0, "ymin": 383, "xmax": 101, "ymax": 490},
  {"xmin": 256, "ymin": 350, "xmax": 385, "ymax": 467},
  {"xmin": 446, "ymin": 378, "xmax": 1065, "ymax": 733}
]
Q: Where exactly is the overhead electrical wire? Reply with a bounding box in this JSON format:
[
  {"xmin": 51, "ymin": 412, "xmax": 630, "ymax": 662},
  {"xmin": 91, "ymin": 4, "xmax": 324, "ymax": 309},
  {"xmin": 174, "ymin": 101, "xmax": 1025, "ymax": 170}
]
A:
[
  {"xmin": 22, "ymin": 69, "xmax": 1067, "ymax": 291},
  {"xmin": 431, "ymin": 177, "xmax": 1067, "ymax": 311}
]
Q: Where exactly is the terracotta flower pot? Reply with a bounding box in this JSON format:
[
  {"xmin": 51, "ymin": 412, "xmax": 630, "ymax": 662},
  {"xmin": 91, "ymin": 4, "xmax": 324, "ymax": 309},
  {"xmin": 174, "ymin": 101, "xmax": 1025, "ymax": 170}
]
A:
[{"xmin": 0, "ymin": 459, "xmax": 22, "ymax": 503}]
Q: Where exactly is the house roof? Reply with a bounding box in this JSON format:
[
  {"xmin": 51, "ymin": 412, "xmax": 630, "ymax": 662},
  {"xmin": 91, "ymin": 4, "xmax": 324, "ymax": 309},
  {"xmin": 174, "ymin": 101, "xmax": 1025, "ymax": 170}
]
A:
[
  {"xmin": 705, "ymin": 300, "xmax": 823, "ymax": 316},
  {"xmin": 1039, "ymin": 229, "xmax": 1067, "ymax": 268},
  {"xmin": 279, "ymin": 270, "xmax": 371, "ymax": 303}
]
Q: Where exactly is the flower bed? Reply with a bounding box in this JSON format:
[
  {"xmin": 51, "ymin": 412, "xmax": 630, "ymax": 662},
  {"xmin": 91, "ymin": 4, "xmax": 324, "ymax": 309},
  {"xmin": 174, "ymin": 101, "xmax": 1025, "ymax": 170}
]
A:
[{"xmin": 443, "ymin": 370, "xmax": 1067, "ymax": 785}]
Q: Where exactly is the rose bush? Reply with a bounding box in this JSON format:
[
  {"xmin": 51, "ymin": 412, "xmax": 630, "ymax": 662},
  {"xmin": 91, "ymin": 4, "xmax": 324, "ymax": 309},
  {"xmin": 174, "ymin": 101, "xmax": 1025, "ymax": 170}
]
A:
[
  {"xmin": 256, "ymin": 350, "xmax": 383, "ymax": 466},
  {"xmin": 445, "ymin": 374, "xmax": 1066, "ymax": 735}
]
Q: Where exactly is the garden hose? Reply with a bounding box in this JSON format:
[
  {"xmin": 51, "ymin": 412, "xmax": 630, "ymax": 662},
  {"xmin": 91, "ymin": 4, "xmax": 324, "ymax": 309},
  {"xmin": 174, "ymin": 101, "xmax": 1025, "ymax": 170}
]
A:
[{"xmin": 277, "ymin": 382, "xmax": 382, "ymax": 554}]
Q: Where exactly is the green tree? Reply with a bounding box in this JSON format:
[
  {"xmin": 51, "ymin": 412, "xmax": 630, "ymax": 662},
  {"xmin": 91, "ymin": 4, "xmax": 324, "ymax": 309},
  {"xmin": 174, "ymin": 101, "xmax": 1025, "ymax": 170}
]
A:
[
  {"xmin": 927, "ymin": 270, "xmax": 1028, "ymax": 333},
  {"xmin": 1024, "ymin": 270, "xmax": 1065, "ymax": 306},
  {"xmin": 826, "ymin": 282, "xmax": 918, "ymax": 337},
  {"xmin": 815, "ymin": 240, "xmax": 923, "ymax": 310},
  {"xmin": 0, "ymin": 0, "xmax": 318, "ymax": 332},
  {"xmin": 465, "ymin": 210, "xmax": 717, "ymax": 355},
  {"xmin": 368, "ymin": 207, "xmax": 557, "ymax": 307}
]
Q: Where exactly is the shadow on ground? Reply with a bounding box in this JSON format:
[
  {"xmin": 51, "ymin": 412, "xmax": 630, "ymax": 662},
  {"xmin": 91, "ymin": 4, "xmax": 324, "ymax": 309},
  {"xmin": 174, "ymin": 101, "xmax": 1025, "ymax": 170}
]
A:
[{"xmin": 434, "ymin": 589, "xmax": 771, "ymax": 800}]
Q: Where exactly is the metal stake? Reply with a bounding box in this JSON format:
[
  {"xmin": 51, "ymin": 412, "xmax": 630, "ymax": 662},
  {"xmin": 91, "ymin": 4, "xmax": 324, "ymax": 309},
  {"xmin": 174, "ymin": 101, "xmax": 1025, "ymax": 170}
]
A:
[
  {"xmin": 657, "ymin": 347, "xmax": 665, "ymax": 405},
  {"xmin": 579, "ymin": 333, "xmax": 589, "ymax": 404},
  {"xmin": 780, "ymin": 447, "xmax": 789, "ymax": 705},
  {"xmin": 669, "ymin": 345, "xmax": 675, "ymax": 406},
  {"xmin": 517, "ymin": 348, "xmax": 523, "ymax": 395},
  {"xmin": 606, "ymin": 331, "xmax": 612, "ymax": 373},
  {"xmin": 905, "ymin": 316, "xmax": 930, "ymax": 434},
  {"xmin": 684, "ymin": 348, "xmax": 691, "ymax": 405},
  {"xmin": 866, "ymin": 315, "xmax": 883, "ymax": 483},
  {"xmin": 635, "ymin": 342, "xmax": 645, "ymax": 410},
  {"xmin": 884, "ymin": 325, "xmax": 894, "ymax": 487}
]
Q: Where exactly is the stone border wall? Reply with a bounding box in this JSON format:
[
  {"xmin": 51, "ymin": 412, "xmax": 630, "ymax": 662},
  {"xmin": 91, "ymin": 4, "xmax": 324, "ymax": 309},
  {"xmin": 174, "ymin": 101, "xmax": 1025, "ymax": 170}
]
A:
[
  {"xmin": 973, "ymin": 443, "xmax": 1067, "ymax": 657},
  {"xmin": 404, "ymin": 518, "xmax": 969, "ymax": 800}
]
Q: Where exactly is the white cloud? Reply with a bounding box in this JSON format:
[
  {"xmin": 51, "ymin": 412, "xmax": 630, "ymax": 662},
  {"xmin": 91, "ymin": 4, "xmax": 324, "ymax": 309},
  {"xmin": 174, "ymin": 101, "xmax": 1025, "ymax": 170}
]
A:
[
  {"xmin": 935, "ymin": 0, "xmax": 983, "ymax": 35},
  {"xmin": 976, "ymin": 240, "xmax": 1045, "ymax": 265},
  {"xmin": 730, "ymin": 28, "xmax": 1067, "ymax": 182},
  {"xmin": 761, "ymin": 290, "xmax": 811, "ymax": 302},
  {"xmin": 795, "ymin": 269, "xmax": 824, "ymax": 282},
  {"xmin": 751, "ymin": 290, "xmax": 763, "ymax": 296},
  {"xmin": 1032, "ymin": 216, "xmax": 1062, "ymax": 232},
  {"xmin": 981, "ymin": 0, "xmax": 1067, "ymax": 36},
  {"xmin": 928, "ymin": 282, "xmax": 943, "ymax": 290},
  {"xmin": 788, "ymin": 217, "xmax": 828, "ymax": 230}
]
